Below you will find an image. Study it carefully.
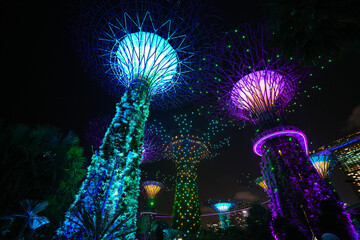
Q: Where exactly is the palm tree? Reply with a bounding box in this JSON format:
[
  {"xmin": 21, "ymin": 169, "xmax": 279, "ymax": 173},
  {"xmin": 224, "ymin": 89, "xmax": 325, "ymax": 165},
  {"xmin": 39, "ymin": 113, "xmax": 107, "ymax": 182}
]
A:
[
  {"xmin": 150, "ymin": 220, "xmax": 169, "ymax": 240},
  {"xmin": 0, "ymin": 123, "xmax": 86, "ymax": 231},
  {"xmin": 60, "ymin": 202, "xmax": 135, "ymax": 240},
  {"xmin": 163, "ymin": 228, "xmax": 183, "ymax": 240},
  {"xmin": 1, "ymin": 200, "xmax": 49, "ymax": 240}
]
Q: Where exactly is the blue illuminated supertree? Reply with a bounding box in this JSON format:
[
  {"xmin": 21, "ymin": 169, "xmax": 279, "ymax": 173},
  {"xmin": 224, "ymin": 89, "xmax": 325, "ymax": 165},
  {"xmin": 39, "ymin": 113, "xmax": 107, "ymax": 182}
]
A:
[
  {"xmin": 164, "ymin": 112, "xmax": 231, "ymax": 238},
  {"xmin": 210, "ymin": 201, "xmax": 234, "ymax": 229},
  {"xmin": 86, "ymin": 115, "xmax": 168, "ymax": 163},
  {"xmin": 210, "ymin": 24, "xmax": 357, "ymax": 239},
  {"xmin": 56, "ymin": 0, "xmax": 216, "ymax": 238},
  {"xmin": 309, "ymin": 150, "xmax": 335, "ymax": 180}
]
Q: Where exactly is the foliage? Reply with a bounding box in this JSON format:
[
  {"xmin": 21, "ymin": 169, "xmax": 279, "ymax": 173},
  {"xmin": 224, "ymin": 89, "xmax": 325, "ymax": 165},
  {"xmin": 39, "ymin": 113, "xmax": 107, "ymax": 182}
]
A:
[
  {"xmin": 163, "ymin": 228, "xmax": 183, "ymax": 240},
  {"xmin": 216, "ymin": 226, "xmax": 245, "ymax": 240},
  {"xmin": 262, "ymin": 0, "xmax": 360, "ymax": 66},
  {"xmin": 318, "ymin": 199, "xmax": 358, "ymax": 240},
  {"xmin": 244, "ymin": 204, "xmax": 272, "ymax": 240},
  {"xmin": 58, "ymin": 202, "xmax": 135, "ymax": 240},
  {"xmin": 57, "ymin": 86, "xmax": 150, "ymax": 239},
  {"xmin": 194, "ymin": 229, "xmax": 218, "ymax": 240},
  {"xmin": 0, "ymin": 123, "xmax": 86, "ymax": 233},
  {"xmin": 150, "ymin": 220, "xmax": 169, "ymax": 240},
  {"xmin": 0, "ymin": 199, "xmax": 49, "ymax": 240}
]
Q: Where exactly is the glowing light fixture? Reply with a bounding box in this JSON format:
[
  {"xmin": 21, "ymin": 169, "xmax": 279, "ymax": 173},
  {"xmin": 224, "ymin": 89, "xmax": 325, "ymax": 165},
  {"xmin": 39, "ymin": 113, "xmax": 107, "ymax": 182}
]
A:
[
  {"xmin": 231, "ymin": 70, "xmax": 286, "ymax": 116},
  {"xmin": 256, "ymin": 176, "xmax": 269, "ymax": 192},
  {"xmin": 142, "ymin": 181, "xmax": 164, "ymax": 199},
  {"xmin": 213, "ymin": 202, "xmax": 232, "ymax": 212},
  {"xmin": 309, "ymin": 153, "xmax": 333, "ymax": 178},
  {"xmin": 116, "ymin": 31, "xmax": 178, "ymax": 94},
  {"xmin": 253, "ymin": 126, "xmax": 309, "ymax": 156}
]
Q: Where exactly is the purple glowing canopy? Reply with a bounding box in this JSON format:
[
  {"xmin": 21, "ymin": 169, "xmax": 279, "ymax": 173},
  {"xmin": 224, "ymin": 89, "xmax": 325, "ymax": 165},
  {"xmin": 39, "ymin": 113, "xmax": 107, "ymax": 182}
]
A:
[
  {"xmin": 230, "ymin": 70, "xmax": 291, "ymax": 118},
  {"xmin": 213, "ymin": 24, "xmax": 307, "ymax": 124}
]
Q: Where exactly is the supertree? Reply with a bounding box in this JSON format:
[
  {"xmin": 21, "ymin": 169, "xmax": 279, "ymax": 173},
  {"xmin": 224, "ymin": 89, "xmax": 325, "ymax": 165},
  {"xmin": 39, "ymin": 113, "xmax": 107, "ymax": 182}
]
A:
[
  {"xmin": 138, "ymin": 181, "xmax": 164, "ymax": 238},
  {"xmin": 141, "ymin": 181, "xmax": 164, "ymax": 212},
  {"xmin": 164, "ymin": 112, "xmax": 230, "ymax": 238},
  {"xmin": 255, "ymin": 176, "xmax": 269, "ymax": 192},
  {"xmin": 210, "ymin": 202, "xmax": 234, "ymax": 229},
  {"xmin": 86, "ymin": 115, "xmax": 168, "ymax": 163},
  {"xmin": 309, "ymin": 150, "xmax": 335, "ymax": 180},
  {"xmin": 58, "ymin": 116, "xmax": 167, "ymax": 238},
  {"xmin": 56, "ymin": 0, "xmax": 216, "ymax": 238},
  {"xmin": 210, "ymin": 24, "xmax": 357, "ymax": 239}
]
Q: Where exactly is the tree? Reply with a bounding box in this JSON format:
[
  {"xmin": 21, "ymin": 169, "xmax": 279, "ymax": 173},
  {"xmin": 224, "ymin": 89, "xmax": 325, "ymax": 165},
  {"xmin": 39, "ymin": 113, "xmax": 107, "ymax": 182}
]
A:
[
  {"xmin": 262, "ymin": 0, "xmax": 360, "ymax": 66},
  {"xmin": 150, "ymin": 220, "xmax": 169, "ymax": 240},
  {"xmin": 163, "ymin": 228, "xmax": 183, "ymax": 240},
  {"xmin": 216, "ymin": 226, "xmax": 245, "ymax": 240},
  {"xmin": 0, "ymin": 200, "xmax": 49, "ymax": 240},
  {"xmin": 57, "ymin": 202, "xmax": 135, "ymax": 240},
  {"xmin": 0, "ymin": 122, "xmax": 86, "ymax": 234},
  {"xmin": 244, "ymin": 204, "xmax": 273, "ymax": 240}
]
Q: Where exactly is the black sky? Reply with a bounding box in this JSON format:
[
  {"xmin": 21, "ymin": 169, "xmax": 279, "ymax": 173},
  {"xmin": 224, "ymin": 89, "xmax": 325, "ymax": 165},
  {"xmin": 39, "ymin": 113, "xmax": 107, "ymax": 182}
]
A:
[{"xmin": 2, "ymin": 0, "xmax": 360, "ymax": 216}]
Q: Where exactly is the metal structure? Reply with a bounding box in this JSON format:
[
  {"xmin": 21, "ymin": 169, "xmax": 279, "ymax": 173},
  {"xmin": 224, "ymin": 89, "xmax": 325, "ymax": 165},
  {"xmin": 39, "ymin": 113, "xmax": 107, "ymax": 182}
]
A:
[
  {"xmin": 57, "ymin": 0, "xmax": 216, "ymax": 238},
  {"xmin": 139, "ymin": 181, "xmax": 164, "ymax": 239},
  {"xmin": 255, "ymin": 176, "xmax": 268, "ymax": 192},
  {"xmin": 86, "ymin": 116, "xmax": 168, "ymax": 163},
  {"xmin": 212, "ymin": 23, "xmax": 357, "ymax": 239},
  {"xmin": 164, "ymin": 113, "xmax": 230, "ymax": 238},
  {"xmin": 315, "ymin": 132, "xmax": 360, "ymax": 199},
  {"xmin": 309, "ymin": 150, "xmax": 334, "ymax": 179},
  {"xmin": 211, "ymin": 202, "xmax": 233, "ymax": 229}
]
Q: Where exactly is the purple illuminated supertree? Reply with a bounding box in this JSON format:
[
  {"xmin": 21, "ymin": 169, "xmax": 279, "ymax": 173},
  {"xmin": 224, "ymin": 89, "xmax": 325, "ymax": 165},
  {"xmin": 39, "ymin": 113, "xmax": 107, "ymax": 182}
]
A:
[
  {"xmin": 211, "ymin": 24, "xmax": 357, "ymax": 239},
  {"xmin": 57, "ymin": 1, "xmax": 216, "ymax": 238}
]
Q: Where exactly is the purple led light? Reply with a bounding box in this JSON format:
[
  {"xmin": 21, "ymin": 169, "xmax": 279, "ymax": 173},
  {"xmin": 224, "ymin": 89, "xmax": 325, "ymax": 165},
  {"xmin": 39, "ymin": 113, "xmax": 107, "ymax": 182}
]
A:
[
  {"xmin": 253, "ymin": 127, "xmax": 308, "ymax": 156},
  {"xmin": 230, "ymin": 70, "xmax": 286, "ymax": 115}
]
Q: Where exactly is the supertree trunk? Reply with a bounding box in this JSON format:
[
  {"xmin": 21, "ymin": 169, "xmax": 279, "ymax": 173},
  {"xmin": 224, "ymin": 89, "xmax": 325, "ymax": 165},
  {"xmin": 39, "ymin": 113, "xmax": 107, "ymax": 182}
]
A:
[
  {"xmin": 172, "ymin": 160, "xmax": 201, "ymax": 237},
  {"xmin": 259, "ymin": 128, "xmax": 357, "ymax": 239},
  {"xmin": 219, "ymin": 213, "xmax": 230, "ymax": 229},
  {"xmin": 138, "ymin": 198, "xmax": 156, "ymax": 239},
  {"xmin": 57, "ymin": 82, "xmax": 150, "ymax": 239}
]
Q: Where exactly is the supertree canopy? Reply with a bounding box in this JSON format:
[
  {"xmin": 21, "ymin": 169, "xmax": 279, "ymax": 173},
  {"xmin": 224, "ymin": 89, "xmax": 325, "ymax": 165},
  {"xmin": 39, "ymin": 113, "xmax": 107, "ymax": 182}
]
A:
[
  {"xmin": 57, "ymin": 1, "xmax": 216, "ymax": 238},
  {"xmin": 138, "ymin": 181, "xmax": 164, "ymax": 238},
  {"xmin": 164, "ymin": 112, "xmax": 230, "ymax": 238},
  {"xmin": 211, "ymin": 202, "xmax": 233, "ymax": 229},
  {"xmin": 212, "ymin": 23, "xmax": 357, "ymax": 239},
  {"xmin": 72, "ymin": 0, "xmax": 216, "ymax": 108},
  {"xmin": 309, "ymin": 150, "xmax": 334, "ymax": 179},
  {"xmin": 141, "ymin": 180, "xmax": 164, "ymax": 210},
  {"xmin": 255, "ymin": 176, "xmax": 268, "ymax": 192}
]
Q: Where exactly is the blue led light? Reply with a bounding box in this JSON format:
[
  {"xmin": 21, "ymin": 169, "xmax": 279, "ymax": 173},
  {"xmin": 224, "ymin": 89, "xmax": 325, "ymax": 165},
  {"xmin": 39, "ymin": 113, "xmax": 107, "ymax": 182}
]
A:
[
  {"xmin": 213, "ymin": 202, "xmax": 232, "ymax": 212},
  {"xmin": 331, "ymin": 139, "xmax": 358, "ymax": 151},
  {"xmin": 116, "ymin": 31, "xmax": 178, "ymax": 95}
]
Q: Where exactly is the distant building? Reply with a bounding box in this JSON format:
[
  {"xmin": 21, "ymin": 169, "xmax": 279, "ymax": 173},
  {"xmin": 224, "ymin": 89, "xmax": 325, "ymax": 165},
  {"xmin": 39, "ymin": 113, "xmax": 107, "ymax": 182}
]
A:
[
  {"xmin": 229, "ymin": 210, "xmax": 247, "ymax": 229},
  {"xmin": 206, "ymin": 221, "xmax": 221, "ymax": 232},
  {"xmin": 315, "ymin": 131, "xmax": 360, "ymax": 200}
]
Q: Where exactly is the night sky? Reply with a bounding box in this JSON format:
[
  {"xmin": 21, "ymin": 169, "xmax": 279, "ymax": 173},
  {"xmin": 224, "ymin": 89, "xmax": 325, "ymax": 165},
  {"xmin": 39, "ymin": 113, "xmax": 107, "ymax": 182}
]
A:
[{"xmin": 2, "ymin": 0, "xmax": 360, "ymax": 217}]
